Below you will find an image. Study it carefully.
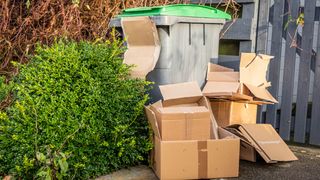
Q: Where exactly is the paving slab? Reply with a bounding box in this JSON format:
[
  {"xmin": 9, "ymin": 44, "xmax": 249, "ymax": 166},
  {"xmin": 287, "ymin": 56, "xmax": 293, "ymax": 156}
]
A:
[{"xmin": 97, "ymin": 145, "xmax": 320, "ymax": 180}]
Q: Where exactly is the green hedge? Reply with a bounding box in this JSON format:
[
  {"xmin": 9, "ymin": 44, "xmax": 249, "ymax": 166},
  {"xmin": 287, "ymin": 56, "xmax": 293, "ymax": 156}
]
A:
[{"xmin": 0, "ymin": 38, "xmax": 152, "ymax": 179}]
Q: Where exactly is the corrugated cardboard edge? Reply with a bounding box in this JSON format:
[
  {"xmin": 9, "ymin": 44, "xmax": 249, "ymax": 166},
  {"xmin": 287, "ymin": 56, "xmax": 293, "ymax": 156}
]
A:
[
  {"xmin": 202, "ymin": 97, "xmax": 219, "ymax": 139},
  {"xmin": 121, "ymin": 16, "xmax": 160, "ymax": 78},
  {"xmin": 205, "ymin": 93, "xmax": 254, "ymax": 101},
  {"xmin": 145, "ymin": 106, "xmax": 161, "ymax": 138},
  {"xmin": 203, "ymin": 81, "xmax": 254, "ymax": 101}
]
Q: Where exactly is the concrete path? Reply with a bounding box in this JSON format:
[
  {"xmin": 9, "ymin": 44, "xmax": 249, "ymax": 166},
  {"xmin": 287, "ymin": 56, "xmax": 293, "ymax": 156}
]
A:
[{"xmin": 97, "ymin": 145, "xmax": 320, "ymax": 180}]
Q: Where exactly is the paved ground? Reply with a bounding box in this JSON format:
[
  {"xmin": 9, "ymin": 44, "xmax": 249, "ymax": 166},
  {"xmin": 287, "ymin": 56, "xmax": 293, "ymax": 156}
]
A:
[{"xmin": 97, "ymin": 144, "xmax": 320, "ymax": 180}]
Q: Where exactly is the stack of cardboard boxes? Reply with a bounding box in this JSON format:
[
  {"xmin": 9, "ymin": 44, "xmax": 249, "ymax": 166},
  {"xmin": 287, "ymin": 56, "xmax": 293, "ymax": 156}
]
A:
[
  {"xmin": 145, "ymin": 82, "xmax": 240, "ymax": 179},
  {"xmin": 203, "ymin": 53, "xmax": 278, "ymax": 128},
  {"xmin": 144, "ymin": 53, "xmax": 298, "ymax": 179},
  {"xmin": 202, "ymin": 53, "xmax": 298, "ymax": 164},
  {"xmin": 119, "ymin": 17, "xmax": 297, "ymax": 179}
]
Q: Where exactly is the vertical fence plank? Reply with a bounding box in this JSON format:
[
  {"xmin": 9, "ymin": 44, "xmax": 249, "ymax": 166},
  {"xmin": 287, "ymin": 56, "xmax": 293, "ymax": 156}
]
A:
[
  {"xmin": 266, "ymin": 0, "xmax": 285, "ymax": 127},
  {"xmin": 279, "ymin": 0, "xmax": 300, "ymax": 140},
  {"xmin": 256, "ymin": 0, "xmax": 270, "ymax": 123},
  {"xmin": 256, "ymin": 0, "xmax": 270, "ymax": 54},
  {"xmin": 294, "ymin": 0, "xmax": 317, "ymax": 143},
  {"xmin": 310, "ymin": 21, "xmax": 320, "ymax": 145}
]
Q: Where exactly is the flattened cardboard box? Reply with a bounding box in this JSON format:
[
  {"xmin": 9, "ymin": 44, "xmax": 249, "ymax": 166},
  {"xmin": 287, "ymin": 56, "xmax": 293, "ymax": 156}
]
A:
[
  {"xmin": 121, "ymin": 17, "xmax": 160, "ymax": 78},
  {"xmin": 203, "ymin": 53, "xmax": 278, "ymax": 103},
  {"xmin": 210, "ymin": 100, "xmax": 257, "ymax": 127},
  {"xmin": 146, "ymin": 106, "xmax": 240, "ymax": 179},
  {"xmin": 226, "ymin": 124, "xmax": 298, "ymax": 163}
]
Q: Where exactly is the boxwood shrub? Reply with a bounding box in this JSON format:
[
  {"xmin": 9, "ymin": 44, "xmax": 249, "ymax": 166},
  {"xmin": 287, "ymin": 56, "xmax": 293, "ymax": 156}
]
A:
[{"xmin": 0, "ymin": 38, "xmax": 152, "ymax": 179}]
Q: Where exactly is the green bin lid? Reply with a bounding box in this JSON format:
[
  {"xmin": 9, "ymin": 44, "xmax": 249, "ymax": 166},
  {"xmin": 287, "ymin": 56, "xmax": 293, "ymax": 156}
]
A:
[{"xmin": 117, "ymin": 4, "xmax": 231, "ymax": 20}]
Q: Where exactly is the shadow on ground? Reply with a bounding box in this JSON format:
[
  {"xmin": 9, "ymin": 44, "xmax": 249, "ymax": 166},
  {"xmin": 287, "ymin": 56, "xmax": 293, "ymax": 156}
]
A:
[{"xmin": 97, "ymin": 145, "xmax": 320, "ymax": 180}]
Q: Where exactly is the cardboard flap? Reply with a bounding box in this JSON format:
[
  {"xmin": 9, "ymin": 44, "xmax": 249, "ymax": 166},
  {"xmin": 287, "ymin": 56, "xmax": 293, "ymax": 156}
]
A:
[
  {"xmin": 207, "ymin": 72, "xmax": 240, "ymax": 82},
  {"xmin": 121, "ymin": 17, "xmax": 160, "ymax": 78},
  {"xmin": 203, "ymin": 82, "xmax": 253, "ymax": 101},
  {"xmin": 197, "ymin": 97, "xmax": 219, "ymax": 139},
  {"xmin": 224, "ymin": 126, "xmax": 257, "ymax": 162},
  {"xmin": 208, "ymin": 63, "xmax": 235, "ymax": 72},
  {"xmin": 225, "ymin": 126, "xmax": 252, "ymax": 144},
  {"xmin": 244, "ymin": 83, "xmax": 278, "ymax": 103},
  {"xmin": 158, "ymin": 106, "xmax": 209, "ymax": 114},
  {"xmin": 264, "ymin": 81, "xmax": 272, "ymax": 88},
  {"xmin": 150, "ymin": 100, "xmax": 163, "ymax": 109},
  {"xmin": 203, "ymin": 82, "xmax": 240, "ymax": 95},
  {"xmin": 160, "ymin": 82, "xmax": 203, "ymax": 105},
  {"xmin": 207, "ymin": 63, "xmax": 239, "ymax": 82},
  {"xmin": 145, "ymin": 106, "xmax": 161, "ymax": 138},
  {"xmin": 218, "ymin": 127, "xmax": 239, "ymax": 139},
  {"xmin": 239, "ymin": 124, "xmax": 298, "ymax": 163},
  {"xmin": 239, "ymin": 53, "xmax": 273, "ymax": 87},
  {"xmin": 236, "ymin": 100, "xmax": 273, "ymax": 105}
]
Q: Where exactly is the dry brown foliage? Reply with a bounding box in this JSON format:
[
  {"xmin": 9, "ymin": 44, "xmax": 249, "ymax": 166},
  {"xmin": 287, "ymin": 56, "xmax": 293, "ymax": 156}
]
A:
[
  {"xmin": 0, "ymin": 0, "xmax": 189, "ymax": 77},
  {"xmin": 0, "ymin": 0, "xmax": 238, "ymax": 78}
]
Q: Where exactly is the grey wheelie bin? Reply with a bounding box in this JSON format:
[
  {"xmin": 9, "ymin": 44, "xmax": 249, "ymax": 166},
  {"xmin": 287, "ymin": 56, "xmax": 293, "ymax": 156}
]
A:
[{"xmin": 110, "ymin": 4, "xmax": 231, "ymax": 103}]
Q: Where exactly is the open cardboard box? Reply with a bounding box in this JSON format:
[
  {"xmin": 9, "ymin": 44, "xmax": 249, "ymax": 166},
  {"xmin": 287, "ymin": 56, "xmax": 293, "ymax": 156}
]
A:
[
  {"xmin": 210, "ymin": 100, "xmax": 257, "ymax": 127},
  {"xmin": 203, "ymin": 53, "xmax": 278, "ymax": 104},
  {"xmin": 155, "ymin": 81, "xmax": 219, "ymax": 139},
  {"xmin": 150, "ymin": 103, "xmax": 211, "ymax": 141},
  {"xmin": 225, "ymin": 124, "xmax": 298, "ymax": 163},
  {"xmin": 145, "ymin": 82, "xmax": 240, "ymax": 179}
]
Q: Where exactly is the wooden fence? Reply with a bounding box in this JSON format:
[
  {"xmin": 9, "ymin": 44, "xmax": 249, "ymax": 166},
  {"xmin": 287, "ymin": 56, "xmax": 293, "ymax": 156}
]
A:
[
  {"xmin": 256, "ymin": 0, "xmax": 320, "ymax": 146},
  {"xmin": 192, "ymin": 0, "xmax": 320, "ymax": 146}
]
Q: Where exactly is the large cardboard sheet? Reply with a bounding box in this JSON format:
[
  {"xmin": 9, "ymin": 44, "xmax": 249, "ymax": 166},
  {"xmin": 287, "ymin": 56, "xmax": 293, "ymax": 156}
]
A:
[
  {"xmin": 227, "ymin": 124, "xmax": 298, "ymax": 163},
  {"xmin": 121, "ymin": 17, "xmax": 160, "ymax": 78}
]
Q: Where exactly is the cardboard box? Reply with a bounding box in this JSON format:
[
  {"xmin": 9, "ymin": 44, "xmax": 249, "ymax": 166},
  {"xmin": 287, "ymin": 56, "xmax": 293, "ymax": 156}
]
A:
[
  {"xmin": 210, "ymin": 100, "xmax": 257, "ymax": 127},
  {"xmin": 121, "ymin": 17, "xmax": 160, "ymax": 78},
  {"xmin": 156, "ymin": 81, "xmax": 219, "ymax": 139},
  {"xmin": 146, "ymin": 106, "xmax": 240, "ymax": 179},
  {"xmin": 152, "ymin": 106, "xmax": 211, "ymax": 141},
  {"xmin": 203, "ymin": 53, "xmax": 278, "ymax": 104},
  {"xmin": 226, "ymin": 124, "xmax": 298, "ymax": 163}
]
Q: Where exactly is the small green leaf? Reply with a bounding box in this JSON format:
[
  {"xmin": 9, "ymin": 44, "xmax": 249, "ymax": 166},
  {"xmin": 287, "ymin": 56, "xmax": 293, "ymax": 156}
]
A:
[
  {"xmin": 26, "ymin": 0, "xmax": 30, "ymax": 9},
  {"xmin": 36, "ymin": 152, "xmax": 46, "ymax": 163},
  {"xmin": 72, "ymin": 0, "xmax": 80, "ymax": 6},
  {"xmin": 296, "ymin": 13, "xmax": 304, "ymax": 26},
  {"xmin": 58, "ymin": 159, "xmax": 68, "ymax": 174}
]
